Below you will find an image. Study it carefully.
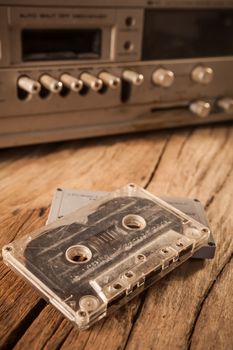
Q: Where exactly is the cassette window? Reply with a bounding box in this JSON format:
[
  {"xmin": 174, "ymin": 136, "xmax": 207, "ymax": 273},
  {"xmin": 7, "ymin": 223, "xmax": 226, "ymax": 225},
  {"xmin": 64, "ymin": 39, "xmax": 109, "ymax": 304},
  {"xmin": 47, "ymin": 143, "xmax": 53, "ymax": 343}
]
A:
[
  {"xmin": 22, "ymin": 29, "xmax": 102, "ymax": 61},
  {"xmin": 3, "ymin": 184, "xmax": 210, "ymax": 329}
]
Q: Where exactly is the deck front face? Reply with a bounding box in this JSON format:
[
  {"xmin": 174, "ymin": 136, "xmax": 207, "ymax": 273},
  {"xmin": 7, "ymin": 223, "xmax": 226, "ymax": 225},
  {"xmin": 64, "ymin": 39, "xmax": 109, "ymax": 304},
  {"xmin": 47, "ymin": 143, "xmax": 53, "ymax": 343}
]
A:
[{"xmin": 1, "ymin": 3, "xmax": 233, "ymax": 147}]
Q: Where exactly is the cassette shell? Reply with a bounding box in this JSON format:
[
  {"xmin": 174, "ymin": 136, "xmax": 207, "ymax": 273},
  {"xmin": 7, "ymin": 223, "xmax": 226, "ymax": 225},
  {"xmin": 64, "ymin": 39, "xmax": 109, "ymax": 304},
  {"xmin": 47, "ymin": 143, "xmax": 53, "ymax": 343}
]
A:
[{"xmin": 2, "ymin": 184, "xmax": 210, "ymax": 329}]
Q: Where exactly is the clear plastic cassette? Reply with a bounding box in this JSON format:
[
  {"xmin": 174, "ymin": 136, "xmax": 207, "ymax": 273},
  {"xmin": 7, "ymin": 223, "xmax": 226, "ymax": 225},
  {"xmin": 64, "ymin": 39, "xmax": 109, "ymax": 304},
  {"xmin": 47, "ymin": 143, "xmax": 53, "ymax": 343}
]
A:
[
  {"xmin": 47, "ymin": 188, "xmax": 215, "ymax": 259},
  {"xmin": 2, "ymin": 184, "xmax": 210, "ymax": 329}
]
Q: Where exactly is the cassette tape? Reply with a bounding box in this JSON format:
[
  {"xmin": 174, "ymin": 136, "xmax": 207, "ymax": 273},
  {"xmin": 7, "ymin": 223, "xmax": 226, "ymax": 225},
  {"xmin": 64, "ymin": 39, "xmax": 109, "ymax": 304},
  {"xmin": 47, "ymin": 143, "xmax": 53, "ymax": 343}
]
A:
[
  {"xmin": 47, "ymin": 188, "xmax": 215, "ymax": 259},
  {"xmin": 2, "ymin": 184, "xmax": 210, "ymax": 329}
]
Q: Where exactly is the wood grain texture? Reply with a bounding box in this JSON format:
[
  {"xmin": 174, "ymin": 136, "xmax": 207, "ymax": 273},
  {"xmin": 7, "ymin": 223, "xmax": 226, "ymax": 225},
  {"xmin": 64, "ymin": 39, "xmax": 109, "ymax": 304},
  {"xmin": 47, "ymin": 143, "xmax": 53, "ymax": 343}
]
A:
[
  {"xmin": 190, "ymin": 258, "xmax": 233, "ymax": 350},
  {"xmin": 0, "ymin": 125, "xmax": 232, "ymax": 350}
]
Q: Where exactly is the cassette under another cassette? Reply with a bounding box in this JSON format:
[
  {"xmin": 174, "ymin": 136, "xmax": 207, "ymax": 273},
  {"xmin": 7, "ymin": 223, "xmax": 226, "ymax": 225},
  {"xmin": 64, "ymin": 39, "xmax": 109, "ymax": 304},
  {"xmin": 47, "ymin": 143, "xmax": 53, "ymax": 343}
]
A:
[
  {"xmin": 2, "ymin": 184, "xmax": 210, "ymax": 329},
  {"xmin": 47, "ymin": 188, "xmax": 215, "ymax": 259}
]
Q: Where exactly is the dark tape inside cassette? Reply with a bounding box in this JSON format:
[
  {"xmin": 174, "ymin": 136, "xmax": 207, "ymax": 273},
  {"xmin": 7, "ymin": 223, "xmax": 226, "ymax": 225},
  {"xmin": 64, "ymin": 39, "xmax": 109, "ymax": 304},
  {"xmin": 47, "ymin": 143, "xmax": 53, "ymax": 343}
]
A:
[
  {"xmin": 47, "ymin": 188, "xmax": 215, "ymax": 259},
  {"xmin": 2, "ymin": 184, "xmax": 210, "ymax": 329}
]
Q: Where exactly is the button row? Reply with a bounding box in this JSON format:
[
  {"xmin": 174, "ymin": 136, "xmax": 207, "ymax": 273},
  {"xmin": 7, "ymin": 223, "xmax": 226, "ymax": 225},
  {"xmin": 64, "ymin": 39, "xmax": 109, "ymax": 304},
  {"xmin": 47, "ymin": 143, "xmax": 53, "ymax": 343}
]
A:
[
  {"xmin": 190, "ymin": 98, "xmax": 233, "ymax": 118},
  {"xmin": 17, "ymin": 64, "xmax": 216, "ymax": 96},
  {"xmin": 18, "ymin": 71, "xmax": 122, "ymax": 95},
  {"xmin": 151, "ymin": 65, "xmax": 214, "ymax": 87},
  {"xmin": 17, "ymin": 70, "xmax": 233, "ymax": 118}
]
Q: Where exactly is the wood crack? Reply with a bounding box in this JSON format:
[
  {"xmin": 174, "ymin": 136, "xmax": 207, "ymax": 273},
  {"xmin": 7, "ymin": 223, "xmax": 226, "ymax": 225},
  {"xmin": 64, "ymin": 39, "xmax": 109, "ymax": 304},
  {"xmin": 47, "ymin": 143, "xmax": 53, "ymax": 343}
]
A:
[
  {"xmin": 122, "ymin": 292, "xmax": 148, "ymax": 350},
  {"xmin": 39, "ymin": 206, "xmax": 48, "ymax": 217},
  {"xmin": 205, "ymin": 166, "xmax": 233, "ymax": 211},
  {"xmin": 194, "ymin": 128, "xmax": 232, "ymax": 187},
  {"xmin": 2, "ymin": 299, "xmax": 47, "ymax": 350},
  {"xmin": 176, "ymin": 128, "xmax": 194, "ymax": 160},
  {"xmin": 81, "ymin": 330, "xmax": 95, "ymax": 350},
  {"xmin": 187, "ymin": 253, "xmax": 233, "ymax": 349},
  {"xmin": 6, "ymin": 209, "xmax": 36, "ymax": 245},
  {"xmin": 0, "ymin": 267, "xmax": 10, "ymax": 281},
  {"xmin": 144, "ymin": 133, "xmax": 173, "ymax": 189},
  {"xmin": 53, "ymin": 323, "xmax": 73, "ymax": 350}
]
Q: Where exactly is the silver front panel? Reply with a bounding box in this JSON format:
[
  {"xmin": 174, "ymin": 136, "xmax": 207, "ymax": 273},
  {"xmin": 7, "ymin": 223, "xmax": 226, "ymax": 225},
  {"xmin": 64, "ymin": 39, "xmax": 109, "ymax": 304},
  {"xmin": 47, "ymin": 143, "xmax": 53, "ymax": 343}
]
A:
[{"xmin": 0, "ymin": 2, "xmax": 233, "ymax": 147}]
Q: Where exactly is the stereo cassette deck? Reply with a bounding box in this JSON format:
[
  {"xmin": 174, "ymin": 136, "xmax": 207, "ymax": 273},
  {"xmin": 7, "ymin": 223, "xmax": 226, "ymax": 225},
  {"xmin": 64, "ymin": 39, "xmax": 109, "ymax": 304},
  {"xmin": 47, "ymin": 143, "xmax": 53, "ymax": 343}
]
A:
[{"xmin": 0, "ymin": 0, "xmax": 233, "ymax": 147}]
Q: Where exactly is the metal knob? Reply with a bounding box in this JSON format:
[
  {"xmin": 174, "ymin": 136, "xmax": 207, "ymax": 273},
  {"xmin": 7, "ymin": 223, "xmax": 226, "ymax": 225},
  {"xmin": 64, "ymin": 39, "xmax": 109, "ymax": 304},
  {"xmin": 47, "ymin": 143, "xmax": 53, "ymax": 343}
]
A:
[
  {"xmin": 18, "ymin": 76, "xmax": 41, "ymax": 94},
  {"xmin": 152, "ymin": 68, "xmax": 175, "ymax": 88},
  {"xmin": 122, "ymin": 70, "xmax": 144, "ymax": 86},
  {"xmin": 60, "ymin": 74, "xmax": 83, "ymax": 92},
  {"xmin": 98, "ymin": 72, "xmax": 120, "ymax": 89},
  {"xmin": 191, "ymin": 66, "xmax": 214, "ymax": 85},
  {"xmin": 80, "ymin": 72, "xmax": 103, "ymax": 91},
  {"xmin": 217, "ymin": 97, "xmax": 233, "ymax": 115},
  {"xmin": 189, "ymin": 100, "xmax": 211, "ymax": 118},
  {"xmin": 39, "ymin": 75, "xmax": 62, "ymax": 93}
]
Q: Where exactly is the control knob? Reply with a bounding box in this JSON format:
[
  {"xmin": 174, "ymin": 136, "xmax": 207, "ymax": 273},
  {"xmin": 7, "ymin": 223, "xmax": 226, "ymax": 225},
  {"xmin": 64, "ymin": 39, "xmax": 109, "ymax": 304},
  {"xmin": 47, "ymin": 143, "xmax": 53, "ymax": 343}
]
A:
[
  {"xmin": 189, "ymin": 100, "xmax": 211, "ymax": 118},
  {"xmin": 152, "ymin": 68, "xmax": 175, "ymax": 88},
  {"xmin": 39, "ymin": 75, "xmax": 62, "ymax": 93},
  {"xmin": 60, "ymin": 74, "xmax": 83, "ymax": 92},
  {"xmin": 122, "ymin": 70, "xmax": 144, "ymax": 86},
  {"xmin": 217, "ymin": 97, "xmax": 233, "ymax": 114},
  {"xmin": 80, "ymin": 73, "xmax": 103, "ymax": 91},
  {"xmin": 18, "ymin": 76, "xmax": 41, "ymax": 94},
  {"xmin": 191, "ymin": 65, "xmax": 213, "ymax": 85},
  {"xmin": 98, "ymin": 72, "xmax": 120, "ymax": 89}
]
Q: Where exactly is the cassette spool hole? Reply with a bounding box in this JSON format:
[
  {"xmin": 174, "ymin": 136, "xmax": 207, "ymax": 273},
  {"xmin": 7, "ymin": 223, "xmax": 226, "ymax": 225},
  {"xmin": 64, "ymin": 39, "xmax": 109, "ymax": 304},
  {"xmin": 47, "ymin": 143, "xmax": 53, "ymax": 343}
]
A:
[
  {"xmin": 124, "ymin": 271, "xmax": 134, "ymax": 278},
  {"xmin": 113, "ymin": 283, "xmax": 122, "ymax": 290},
  {"xmin": 65, "ymin": 245, "xmax": 92, "ymax": 264},
  {"xmin": 137, "ymin": 254, "xmax": 146, "ymax": 262},
  {"xmin": 122, "ymin": 214, "xmax": 146, "ymax": 230},
  {"xmin": 161, "ymin": 248, "xmax": 169, "ymax": 254}
]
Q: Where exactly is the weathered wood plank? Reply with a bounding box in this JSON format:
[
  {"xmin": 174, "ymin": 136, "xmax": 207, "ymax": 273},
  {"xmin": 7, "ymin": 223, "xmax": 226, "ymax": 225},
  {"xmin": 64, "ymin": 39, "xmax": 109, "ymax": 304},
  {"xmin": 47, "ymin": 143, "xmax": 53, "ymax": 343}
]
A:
[
  {"xmin": 147, "ymin": 126, "xmax": 233, "ymax": 200},
  {"xmin": 13, "ymin": 306, "xmax": 71, "ymax": 350},
  {"xmin": 190, "ymin": 257, "xmax": 233, "ymax": 350},
  {"xmin": 0, "ymin": 132, "xmax": 170, "ymax": 215},
  {"xmin": 123, "ymin": 127, "xmax": 233, "ymax": 350},
  {"xmin": 124, "ymin": 173, "xmax": 233, "ymax": 350},
  {"xmin": 14, "ymin": 301, "xmax": 140, "ymax": 350},
  {"xmin": 0, "ymin": 208, "xmax": 48, "ymax": 349},
  {"xmin": 0, "ymin": 126, "xmax": 233, "ymax": 349},
  {"xmin": 0, "ymin": 268, "xmax": 44, "ymax": 350},
  {"xmin": 60, "ymin": 126, "xmax": 233, "ymax": 350}
]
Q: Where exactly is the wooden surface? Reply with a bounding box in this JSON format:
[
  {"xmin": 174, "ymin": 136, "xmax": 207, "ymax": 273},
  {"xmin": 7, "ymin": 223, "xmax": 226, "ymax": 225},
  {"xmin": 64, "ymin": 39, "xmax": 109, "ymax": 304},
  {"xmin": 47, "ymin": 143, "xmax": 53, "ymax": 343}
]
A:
[{"xmin": 0, "ymin": 124, "xmax": 232, "ymax": 350}]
